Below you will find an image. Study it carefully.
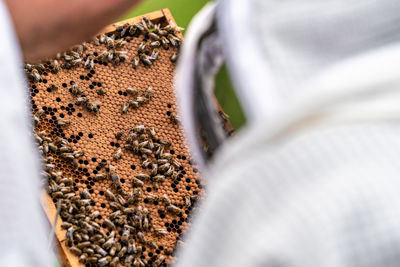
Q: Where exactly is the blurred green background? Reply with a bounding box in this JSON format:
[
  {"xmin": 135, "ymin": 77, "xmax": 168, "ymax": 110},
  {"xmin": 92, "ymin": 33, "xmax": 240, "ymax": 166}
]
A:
[{"xmin": 122, "ymin": 0, "xmax": 246, "ymax": 129}]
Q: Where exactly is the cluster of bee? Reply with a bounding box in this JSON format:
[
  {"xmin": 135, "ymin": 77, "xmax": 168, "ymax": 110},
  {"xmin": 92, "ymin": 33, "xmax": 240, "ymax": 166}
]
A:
[
  {"xmin": 92, "ymin": 33, "xmax": 128, "ymax": 66},
  {"xmin": 122, "ymin": 87, "xmax": 152, "ymax": 114},
  {"xmin": 115, "ymin": 125, "xmax": 183, "ymax": 193},
  {"xmin": 99, "ymin": 17, "xmax": 182, "ymax": 69},
  {"xmin": 71, "ymin": 84, "xmax": 102, "ymax": 114},
  {"xmin": 37, "ymin": 123, "xmax": 189, "ymax": 266}
]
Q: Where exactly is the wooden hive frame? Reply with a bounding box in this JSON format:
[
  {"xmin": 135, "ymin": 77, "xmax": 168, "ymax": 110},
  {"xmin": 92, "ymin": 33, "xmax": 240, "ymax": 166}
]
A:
[{"xmin": 39, "ymin": 9, "xmax": 191, "ymax": 267}]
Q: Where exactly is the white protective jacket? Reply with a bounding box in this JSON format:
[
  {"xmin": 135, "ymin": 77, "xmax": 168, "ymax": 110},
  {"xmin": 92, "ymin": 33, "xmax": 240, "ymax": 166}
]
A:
[{"xmin": 175, "ymin": 1, "xmax": 400, "ymax": 267}]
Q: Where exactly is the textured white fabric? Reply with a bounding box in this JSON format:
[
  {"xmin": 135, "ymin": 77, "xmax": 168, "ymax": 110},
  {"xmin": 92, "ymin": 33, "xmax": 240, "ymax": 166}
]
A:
[
  {"xmin": 0, "ymin": 1, "xmax": 51, "ymax": 266},
  {"xmin": 218, "ymin": 0, "xmax": 400, "ymax": 123},
  {"xmin": 175, "ymin": 1, "xmax": 400, "ymax": 267}
]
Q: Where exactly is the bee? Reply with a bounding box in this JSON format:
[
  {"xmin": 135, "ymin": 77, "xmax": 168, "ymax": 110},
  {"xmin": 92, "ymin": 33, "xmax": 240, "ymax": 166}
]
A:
[
  {"xmin": 134, "ymin": 125, "xmax": 145, "ymax": 133},
  {"xmin": 70, "ymin": 246, "xmax": 82, "ymax": 256},
  {"xmin": 132, "ymin": 177, "xmax": 144, "ymax": 187},
  {"xmin": 161, "ymin": 194, "xmax": 171, "ymax": 205},
  {"xmin": 142, "ymin": 16, "xmax": 154, "ymax": 29},
  {"xmin": 61, "ymin": 153, "xmax": 75, "ymax": 160},
  {"xmin": 33, "ymin": 108, "xmax": 44, "ymax": 122},
  {"xmin": 134, "ymin": 257, "xmax": 145, "ymax": 267},
  {"xmin": 152, "ymin": 175, "xmax": 165, "ymax": 183},
  {"xmin": 136, "ymin": 173, "xmax": 150, "ymax": 181},
  {"xmin": 150, "ymin": 41, "xmax": 161, "ymax": 48},
  {"xmin": 170, "ymin": 112, "xmax": 180, "ymax": 124},
  {"xmin": 158, "ymin": 139, "xmax": 171, "ymax": 147},
  {"xmin": 71, "ymin": 58, "xmax": 82, "ymax": 66},
  {"xmin": 49, "ymin": 60, "xmax": 60, "ymax": 74},
  {"xmin": 165, "ymin": 165, "xmax": 174, "ymax": 176},
  {"xmin": 98, "ymin": 160, "xmax": 107, "ymax": 169},
  {"xmin": 71, "ymin": 84, "xmax": 83, "ymax": 96},
  {"xmin": 142, "ymin": 158, "xmax": 152, "ymax": 168},
  {"xmin": 184, "ymin": 194, "xmax": 191, "ymax": 208},
  {"xmin": 128, "ymin": 100, "xmax": 139, "ymax": 109},
  {"xmin": 86, "ymin": 101, "xmax": 99, "ymax": 113},
  {"xmin": 48, "ymin": 84, "xmax": 58, "ymax": 92},
  {"xmin": 140, "ymin": 147, "xmax": 152, "ymax": 155},
  {"xmin": 158, "ymin": 163, "xmax": 170, "ymax": 172},
  {"xmin": 95, "ymin": 173, "xmax": 107, "ymax": 181},
  {"xmin": 135, "ymin": 22, "xmax": 146, "ymax": 33},
  {"xmin": 42, "ymin": 141, "xmax": 49, "ymax": 154},
  {"xmin": 105, "ymin": 190, "xmax": 117, "ymax": 202},
  {"xmin": 107, "ymin": 163, "xmax": 116, "ymax": 173},
  {"xmin": 121, "ymin": 225, "xmax": 130, "ymax": 244},
  {"xmin": 145, "ymin": 194, "xmax": 159, "ymax": 202},
  {"xmin": 167, "ymin": 204, "xmax": 182, "ymax": 215},
  {"xmin": 151, "ymin": 164, "xmax": 158, "ymax": 176},
  {"xmin": 115, "ymin": 131, "xmax": 124, "ymax": 140},
  {"xmin": 117, "ymin": 194, "xmax": 127, "ymax": 206},
  {"xmin": 133, "ymin": 56, "xmax": 140, "ymax": 69},
  {"xmin": 170, "ymin": 51, "xmax": 178, "ymax": 63},
  {"xmin": 89, "ymin": 210, "xmax": 100, "ymax": 220},
  {"xmin": 127, "ymin": 239, "xmax": 137, "ymax": 254},
  {"xmin": 95, "ymin": 246, "xmax": 108, "ymax": 257},
  {"xmin": 136, "ymin": 96, "xmax": 147, "ymax": 104},
  {"xmin": 81, "ymin": 190, "xmax": 92, "ymax": 200},
  {"xmin": 78, "ymin": 253, "xmax": 88, "ymax": 263},
  {"xmin": 115, "ymin": 39, "xmax": 127, "ymax": 48},
  {"xmin": 48, "ymin": 142, "xmax": 57, "ymax": 152},
  {"xmin": 148, "ymin": 32, "xmax": 160, "ymax": 41},
  {"xmin": 98, "ymin": 256, "xmax": 111, "ymax": 267},
  {"xmin": 96, "ymin": 88, "xmax": 106, "ymax": 95},
  {"xmin": 117, "ymin": 246, "xmax": 127, "ymax": 258},
  {"xmin": 113, "ymin": 148, "xmax": 122, "ymax": 161},
  {"xmin": 86, "ymin": 257, "xmax": 98, "ymax": 264},
  {"xmin": 122, "ymin": 102, "xmax": 129, "ymax": 113},
  {"xmin": 169, "ymin": 33, "xmax": 182, "ymax": 43},
  {"xmin": 106, "ymin": 36, "xmax": 115, "ymax": 48},
  {"xmin": 145, "ymin": 87, "xmax": 152, "ymax": 99},
  {"xmin": 153, "ymin": 255, "xmax": 165, "ymax": 266},
  {"xmin": 107, "ymin": 49, "xmax": 114, "ymax": 61},
  {"xmin": 149, "ymin": 48, "xmax": 159, "ymax": 61},
  {"xmin": 72, "ymin": 159, "xmax": 79, "ymax": 169},
  {"xmin": 158, "ymin": 29, "xmax": 168, "ymax": 36},
  {"xmin": 110, "ymin": 257, "xmax": 120, "ymax": 267},
  {"xmin": 103, "ymin": 219, "xmax": 116, "ymax": 231},
  {"xmin": 127, "ymin": 189, "xmax": 141, "ymax": 204},
  {"xmin": 85, "ymin": 56, "xmax": 94, "ymax": 69},
  {"xmin": 139, "ymin": 54, "xmax": 152, "ymax": 66},
  {"xmin": 73, "ymin": 149, "xmax": 84, "ymax": 157},
  {"xmin": 75, "ymin": 97, "xmax": 88, "ymax": 106},
  {"xmin": 171, "ymin": 158, "xmax": 181, "ymax": 169},
  {"xmin": 99, "ymin": 34, "xmax": 106, "ymax": 44},
  {"xmin": 164, "ymin": 249, "xmax": 173, "ymax": 256},
  {"xmin": 154, "ymin": 228, "xmax": 168, "ymax": 236},
  {"xmin": 138, "ymin": 41, "xmax": 147, "ymax": 51},
  {"xmin": 30, "ymin": 69, "xmax": 42, "ymax": 82},
  {"xmin": 126, "ymin": 87, "xmax": 138, "ymax": 95}
]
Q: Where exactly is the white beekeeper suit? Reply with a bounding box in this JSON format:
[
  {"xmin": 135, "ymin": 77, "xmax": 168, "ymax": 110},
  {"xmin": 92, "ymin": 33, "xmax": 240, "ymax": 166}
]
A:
[
  {"xmin": 0, "ymin": 1, "xmax": 51, "ymax": 267},
  {"xmin": 176, "ymin": 0, "xmax": 400, "ymax": 267}
]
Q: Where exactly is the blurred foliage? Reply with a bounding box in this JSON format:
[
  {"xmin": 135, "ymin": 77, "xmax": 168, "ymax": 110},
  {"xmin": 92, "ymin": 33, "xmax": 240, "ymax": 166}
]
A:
[{"xmin": 122, "ymin": 1, "xmax": 246, "ymax": 129}]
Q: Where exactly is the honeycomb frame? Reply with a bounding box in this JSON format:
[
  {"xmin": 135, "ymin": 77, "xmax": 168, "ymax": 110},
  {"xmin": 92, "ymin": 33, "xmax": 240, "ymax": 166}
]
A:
[{"xmin": 29, "ymin": 9, "xmax": 205, "ymax": 267}]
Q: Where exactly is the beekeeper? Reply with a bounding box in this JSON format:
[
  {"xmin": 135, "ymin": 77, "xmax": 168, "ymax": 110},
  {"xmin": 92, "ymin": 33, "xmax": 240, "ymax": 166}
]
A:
[
  {"xmin": 176, "ymin": 1, "xmax": 400, "ymax": 267},
  {"xmin": 0, "ymin": 1, "xmax": 139, "ymax": 266}
]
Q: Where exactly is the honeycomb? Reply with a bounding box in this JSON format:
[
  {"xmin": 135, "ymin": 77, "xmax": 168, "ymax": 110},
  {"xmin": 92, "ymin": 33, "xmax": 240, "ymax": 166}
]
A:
[{"xmin": 26, "ymin": 10, "xmax": 203, "ymax": 267}]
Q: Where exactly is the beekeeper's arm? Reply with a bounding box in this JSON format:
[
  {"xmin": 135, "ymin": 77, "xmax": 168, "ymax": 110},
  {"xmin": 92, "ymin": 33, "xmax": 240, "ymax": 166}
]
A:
[{"xmin": 5, "ymin": 0, "xmax": 140, "ymax": 61}]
